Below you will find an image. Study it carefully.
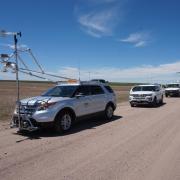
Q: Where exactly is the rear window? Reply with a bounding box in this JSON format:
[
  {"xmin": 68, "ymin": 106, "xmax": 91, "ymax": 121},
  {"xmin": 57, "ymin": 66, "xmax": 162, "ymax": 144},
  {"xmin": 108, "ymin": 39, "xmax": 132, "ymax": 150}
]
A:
[
  {"xmin": 104, "ymin": 86, "xmax": 114, "ymax": 93},
  {"xmin": 90, "ymin": 85, "xmax": 104, "ymax": 95}
]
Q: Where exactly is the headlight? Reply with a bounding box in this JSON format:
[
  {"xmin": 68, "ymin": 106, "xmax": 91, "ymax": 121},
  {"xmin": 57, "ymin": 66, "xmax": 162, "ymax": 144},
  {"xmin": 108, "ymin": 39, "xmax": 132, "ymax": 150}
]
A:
[
  {"xmin": 14, "ymin": 102, "xmax": 20, "ymax": 114},
  {"xmin": 14, "ymin": 107, "xmax": 17, "ymax": 114},
  {"xmin": 37, "ymin": 102, "xmax": 57, "ymax": 111}
]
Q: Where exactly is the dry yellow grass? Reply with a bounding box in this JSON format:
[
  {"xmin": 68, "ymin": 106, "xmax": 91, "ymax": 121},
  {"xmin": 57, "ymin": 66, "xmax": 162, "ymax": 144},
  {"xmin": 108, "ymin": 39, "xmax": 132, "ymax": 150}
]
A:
[
  {"xmin": 0, "ymin": 81, "xmax": 53, "ymax": 121},
  {"xmin": 0, "ymin": 81, "xmax": 131, "ymax": 122}
]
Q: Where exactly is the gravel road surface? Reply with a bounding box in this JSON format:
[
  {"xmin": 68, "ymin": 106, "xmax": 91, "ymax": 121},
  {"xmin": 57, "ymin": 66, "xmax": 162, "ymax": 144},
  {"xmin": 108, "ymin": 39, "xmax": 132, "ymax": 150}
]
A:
[{"xmin": 0, "ymin": 98, "xmax": 180, "ymax": 180}]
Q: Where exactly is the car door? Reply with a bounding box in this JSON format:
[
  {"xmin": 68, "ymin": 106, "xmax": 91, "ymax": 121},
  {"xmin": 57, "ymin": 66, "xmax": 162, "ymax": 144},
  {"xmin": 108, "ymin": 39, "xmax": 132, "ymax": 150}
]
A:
[
  {"xmin": 73, "ymin": 85, "xmax": 92, "ymax": 117},
  {"xmin": 90, "ymin": 85, "xmax": 106, "ymax": 113}
]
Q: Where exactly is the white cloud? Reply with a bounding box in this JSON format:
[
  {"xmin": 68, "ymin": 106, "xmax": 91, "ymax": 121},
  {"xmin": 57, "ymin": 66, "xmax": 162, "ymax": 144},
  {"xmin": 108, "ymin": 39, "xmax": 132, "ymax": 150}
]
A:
[
  {"xmin": 0, "ymin": 43, "xmax": 29, "ymax": 52},
  {"xmin": 58, "ymin": 67, "xmax": 80, "ymax": 78},
  {"xmin": 76, "ymin": 0, "xmax": 122, "ymax": 38},
  {"xmin": 134, "ymin": 41, "xmax": 146, "ymax": 47},
  {"xmin": 0, "ymin": 71, "xmax": 15, "ymax": 80},
  {"xmin": 1, "ymin": 62, "xmax": 180, "ymax": 83},
  {"xmin": 78, "ymin": 8, "xmax": 118, "ymax": 37},
  {"xmin": 57, "ymin": 61, "xmax": 180, "ymax": 83},
  {"xmin": 120, "ymin": 32, "xmax": 150, "ymax": 47}
]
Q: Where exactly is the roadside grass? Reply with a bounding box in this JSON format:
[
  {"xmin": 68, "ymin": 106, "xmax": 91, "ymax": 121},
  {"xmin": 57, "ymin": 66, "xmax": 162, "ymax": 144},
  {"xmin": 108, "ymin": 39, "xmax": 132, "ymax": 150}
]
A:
[
  {"xmin": 0, "ymin": 81, "xmax": 53, "ymax": 122},
  {"xmin": 0, "ymin": 81, "xmax": 133, "ymax": 122}
]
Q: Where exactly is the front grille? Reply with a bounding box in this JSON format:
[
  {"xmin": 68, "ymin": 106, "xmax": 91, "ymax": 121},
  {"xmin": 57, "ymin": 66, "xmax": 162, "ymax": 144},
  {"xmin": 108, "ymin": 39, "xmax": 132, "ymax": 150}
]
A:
[
  {"xmin": 166, "ymin": 90, "xmax": 178, "ymax": 93},
  {"xmin": 132, "ymin": 94, "xmax": 147, "ymax": 98},
  {"xmin": 17, "ymin": 105, "xmax": 37, "ymax": 115},
  {"xmin": 12, "ymin": 116, "xmax": 39, "ymax": 129}
]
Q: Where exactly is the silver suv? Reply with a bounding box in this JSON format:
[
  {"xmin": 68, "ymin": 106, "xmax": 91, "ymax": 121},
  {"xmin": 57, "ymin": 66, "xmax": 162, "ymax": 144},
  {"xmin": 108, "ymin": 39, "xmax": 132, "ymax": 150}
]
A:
[
  {"xmin": 129, "ymin": 84, "xmax": 164, "ymax": 107},
  {"xmin": 12, "ymin": 81, "xmax": 116, "ymax": 133}
]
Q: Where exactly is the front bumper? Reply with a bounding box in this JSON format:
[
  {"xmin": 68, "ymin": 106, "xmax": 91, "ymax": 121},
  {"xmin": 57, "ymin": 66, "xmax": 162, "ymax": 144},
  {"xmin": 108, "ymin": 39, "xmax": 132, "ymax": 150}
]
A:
[
  {"xmin": 165, "ymin": 91, "xmax": 180, "ymax": 96},
  {"xmin": 129, "ymin": 96, "xmax": 153, "ymax": 105},
  {"xmin": 11, "ymin": 115, "xmax": 39, "ymax": 131},
  {"xmin": 12, "ymin": 107, "xmax": 56, "ymax": 131}
]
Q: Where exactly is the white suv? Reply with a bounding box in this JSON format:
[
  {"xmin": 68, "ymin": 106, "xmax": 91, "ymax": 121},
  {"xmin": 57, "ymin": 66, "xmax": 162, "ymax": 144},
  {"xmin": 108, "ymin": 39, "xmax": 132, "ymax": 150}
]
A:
[
  {"xmin": 11, "ymin": 82, "xmax": 116, "ymax": 133},
  {"xmin": 129, "ymin": 84, "xmax": 164, "ymax": 107},
  {"xmin": 165, "ymin": 83, "xmax": 180, "ymax": 97}
]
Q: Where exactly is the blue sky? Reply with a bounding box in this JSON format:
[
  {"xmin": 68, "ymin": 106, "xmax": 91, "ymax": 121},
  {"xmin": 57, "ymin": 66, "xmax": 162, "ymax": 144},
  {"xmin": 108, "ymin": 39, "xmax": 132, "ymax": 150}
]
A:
[{"xmin": 0, "ymin": 0, "xmax": 180, "ymax": 82}]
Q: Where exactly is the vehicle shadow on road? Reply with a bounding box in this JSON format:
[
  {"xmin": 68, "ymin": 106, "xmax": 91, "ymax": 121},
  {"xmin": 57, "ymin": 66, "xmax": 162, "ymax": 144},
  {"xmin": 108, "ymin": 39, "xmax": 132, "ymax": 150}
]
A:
[
  {"xmin": 64, "ymin": 115, "xmax": 122, "ymax": 136},
  {"xmin": 166, "ymin": 96, "xmax": 180, "ymax": 99},
  {"xmin": 135, "ymin": 102, "xmax": 166, "ymax": 108},
  {"xmin": 15, "ymin": 115, "xmax": 123, "ymax": 141}
]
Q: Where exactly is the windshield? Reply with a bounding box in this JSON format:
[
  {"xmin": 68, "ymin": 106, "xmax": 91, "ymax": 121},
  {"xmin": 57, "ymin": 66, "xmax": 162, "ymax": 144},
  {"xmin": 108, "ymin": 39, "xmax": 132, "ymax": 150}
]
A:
[
  {"xmin": 132, "ymin": 86, "xmax": 156, "ymax": 92},
  {"xmin": 42, "ymin": 86, "xmax": 78, "ymax": 97},
  {"xmin": 167, "ymin": 84, "xmax": 179, "ymax": 88}
]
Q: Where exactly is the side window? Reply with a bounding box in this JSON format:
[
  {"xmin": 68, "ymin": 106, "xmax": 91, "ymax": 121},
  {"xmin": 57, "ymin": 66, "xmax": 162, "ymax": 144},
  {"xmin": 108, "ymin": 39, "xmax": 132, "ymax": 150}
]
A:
[
  {"xmin": 91, "ymin": 85, "xmax": 105, "ymax": 95},
  {"xmin": 75, "ymin": 85, "xmax": 90, "ymax": 96},
  {"xmin": 104, "ymin": 86, "xmax": 114, "ymax": 93},
  {"xmin": 155, "ymin": 86, "xmax": 160, "ymax": 91}
]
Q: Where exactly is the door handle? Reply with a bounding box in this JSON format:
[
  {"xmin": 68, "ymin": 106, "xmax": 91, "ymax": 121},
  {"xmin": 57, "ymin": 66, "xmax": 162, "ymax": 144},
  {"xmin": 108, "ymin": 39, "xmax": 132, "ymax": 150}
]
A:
[{"xmin": 84, "ymin": 102, "xmax": 89, "ymax": 106}]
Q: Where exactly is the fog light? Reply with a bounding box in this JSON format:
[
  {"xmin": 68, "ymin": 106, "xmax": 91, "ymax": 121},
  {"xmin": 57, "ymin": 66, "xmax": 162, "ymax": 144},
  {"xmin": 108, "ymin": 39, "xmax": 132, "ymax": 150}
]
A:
[{"xmin": 23, "ymin": 121, "xmax": 29, "ymax": 128}]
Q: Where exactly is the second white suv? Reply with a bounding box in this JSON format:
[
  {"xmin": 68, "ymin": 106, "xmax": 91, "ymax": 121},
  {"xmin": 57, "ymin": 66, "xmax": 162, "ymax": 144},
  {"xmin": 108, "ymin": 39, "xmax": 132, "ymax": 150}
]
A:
[
  {"xmin": 11, "ymin": 81, "xmax": 116, "ymax": 133},
  {"xmin": 165, "ymin": 83, "xmax": 180, "ymax": 97},
  {"xmin": 129, "ymin": 84, "xmax": 164, "ymax": 107}
]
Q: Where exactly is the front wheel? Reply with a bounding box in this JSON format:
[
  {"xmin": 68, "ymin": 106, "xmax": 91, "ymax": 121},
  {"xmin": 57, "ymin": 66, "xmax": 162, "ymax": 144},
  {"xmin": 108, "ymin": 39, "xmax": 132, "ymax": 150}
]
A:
[
  {"xmin": 130, "ymin": 102, "xmax": 135, "ymax": 107},
  {"xmin": 152, "ymin": 97, "xmax": 158, "ymax": 107},
  {"xmin": 54, "ymin": 111, "xmax": 73, "ymax": 133},
  {"xmin": 105, "ymin": 105, "xmax": 114, "ymax": 120},
  {"xmin": 160, "ymin": 96, "xmax": 163, "ymax": 105}
]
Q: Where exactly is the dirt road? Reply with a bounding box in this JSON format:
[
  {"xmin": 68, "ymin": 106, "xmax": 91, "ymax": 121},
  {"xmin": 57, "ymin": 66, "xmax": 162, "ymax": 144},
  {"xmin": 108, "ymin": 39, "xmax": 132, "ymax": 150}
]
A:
[{"xmin": 0, "ymin": 98, "xmax": 180, "ymax": 180}]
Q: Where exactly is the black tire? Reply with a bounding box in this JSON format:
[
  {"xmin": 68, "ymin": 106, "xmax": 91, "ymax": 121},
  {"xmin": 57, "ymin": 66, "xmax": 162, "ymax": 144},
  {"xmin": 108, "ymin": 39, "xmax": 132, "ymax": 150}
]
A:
[
  {"xmin": 130, "ymin": 102, "xmax": 135, "ymax": 107},
  {"xmin": 152, "ymin": 97, "xmax": 158, "ymax": 107},
  {"xmin": 105, "ymin": 104, "xmax": 114, "ymax": 120},
  {"xmin": 160, "ymin": 96, "xmax": 163, "ymax": 105},
  {"xmin": 54, "ymin": 110, "xmax": 73, "ymax": 133},
  {"xmin": 165, "ymin": 94, "xmax": 168, "ymax": 97}
]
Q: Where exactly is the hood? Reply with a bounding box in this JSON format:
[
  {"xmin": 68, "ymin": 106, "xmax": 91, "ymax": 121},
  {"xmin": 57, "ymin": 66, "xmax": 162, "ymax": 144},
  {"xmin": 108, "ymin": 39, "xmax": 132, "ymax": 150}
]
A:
[
  {"xmin": 130, "ymin": 91, "xmax": 154, "ymax": 95},
  {"xmin": 165, "ymin": 88, "xmax": 180, "ymax": 91},
  {"xmin": 20, "ymin": 96, "xmax": 70, "ymax": 106}
]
